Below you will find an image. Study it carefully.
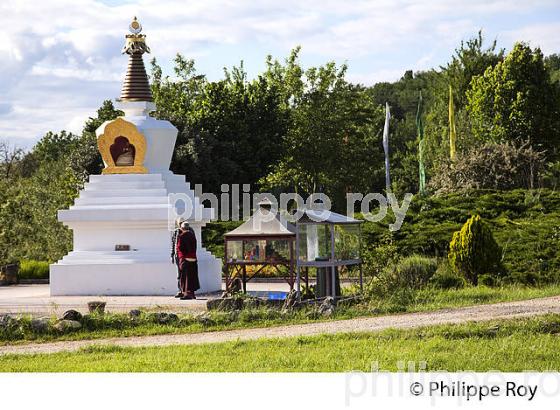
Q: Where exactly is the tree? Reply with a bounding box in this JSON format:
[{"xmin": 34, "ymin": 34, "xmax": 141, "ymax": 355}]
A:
[
  {"xmin": 0, "ymin": 162, "xmax": 77, "ymax": 264},
  {"xmin": 0, "ymin": 141, "xmax": 23, "ymax": 180},
  {"xmin": 444, "ymin": 30, "xmax": 504, "ymax": 109},
  {"xmin": 467, "ymin": 43, "xmax": 560, "ymax": 158},
  {"xmin": 448, "ymin": 215, "xmax": 503, "ymax": 285},
  {"xmin": 152, "ymin": 53, "xmax": 290, "ymax": 195},
  {"xmin": 261, "ymin": 61, "xmax": 384, "ymax": 209},
  {"xmin": 32, "ymin": 131, "xmax": 78, "ymax": 163},
  {"xmin": 544, "ymin": 53, "xmax": 560, "ymax": 84}
]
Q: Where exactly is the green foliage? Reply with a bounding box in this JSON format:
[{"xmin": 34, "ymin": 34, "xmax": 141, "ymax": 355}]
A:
[
  {"xmin": 444, "ymin": 30, "xmax": 504, "ymax": 109},
  {"xmin": 18, "ymin": 260, "xmax": 50, "ymax": 279},
  {"xmin": 448, "ymin": 215, "xmax": 503, "ymax": 284},
  {"xmin": 365, "ymin": 254, "xmax": 437, "ymax": 301},
  {"xmin": 0, "ymin": 162, "xmax": 76, "ymax": 265},
  {"xmin": 429, "ymin": 261, "xmax": 466, "ymax": 289},
  {"xmin": 467, "ymin": 43, "xmax": 560, "ymax": 158},
  {"xmin": 359, "ymin": 189, "xmax": 560, "ymax": 284},
  {"xmin": 151, "ymin": 54, "xmax": 288, "ymax": 196},
  {"xmin": 32, "ymin": 131, "xmax": 78, "ymax": 163},
  {"xmin": 478, "ymin": 274, "xmax": 497, "ymax": 287},
  {"xmin": 262, "ymin": 58, "xmax": 384, "ymax": 208},
  {"xmin": 202, "ymin": 220, "xmax": 243, "ymax": 258},
  {"xmin": 393, "ymin": 254, "xmax": 438, "ymax": 289}
]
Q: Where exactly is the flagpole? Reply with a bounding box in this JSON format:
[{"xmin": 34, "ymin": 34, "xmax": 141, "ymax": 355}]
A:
[
  {"xmin": 383, "ymin": 102, "xmax": 391, "ymax": 197},
  {"xmin": 449, "ymin": 85, "xmax": 457, "ymax": 161},
  {"xmin": 416, "ymin": 92, "xmax": 426, "ymax": 195}
]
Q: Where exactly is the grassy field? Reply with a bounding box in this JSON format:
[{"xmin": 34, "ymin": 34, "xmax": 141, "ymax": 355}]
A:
[
  {"xmin": 2, "ymin": 314, "xmax": 560, "ymax": 372},
  {"xmin": 2, "ymin": 284, "xmax": 560, "ymax": 346}
]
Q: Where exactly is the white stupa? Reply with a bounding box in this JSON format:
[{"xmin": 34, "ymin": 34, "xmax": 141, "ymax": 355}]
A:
[{"xmin": 49, "ymin": 18, "xmax": 222, "ymax": 296}]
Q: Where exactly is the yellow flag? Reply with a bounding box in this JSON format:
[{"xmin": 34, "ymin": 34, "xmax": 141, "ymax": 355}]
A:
[{"xmin": 449, "ymin": 85, "xmax": 457, "ymax": 160}]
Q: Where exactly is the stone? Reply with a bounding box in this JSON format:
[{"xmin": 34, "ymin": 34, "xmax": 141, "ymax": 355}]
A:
[
  {"xmin": 30, "ymin": 317, "xmax": 50, "ymax": 334},
  {"xmin": 166, "ymin": 313, "xmax": 179, "ymax": 323},
  {"xmin": 148, "ymin": 312, "xmax": 178, "ymax": 324},
  {"xmin": 128, "ymin": 309, "xmax": 142, "ymax": 318},
  {"xmin": 54, "ymin": 320, "xmax": 82, "ymax": 332},
  {"xmin": 261, "ymin": 299, "xmax": 284, "ymax": 309},
  {"xmin": 282, "ymin": 290, "xmax": 300, "ymax": 310},
  {"xmin": 87, "ymin": 301, "xmax": 107, "ymax": 314},
  {"xmin": 0, "ymin": 264, "xmax": 18, "ymax": 285},
  {"xmin": 195, "ymin": 312, "xmax": 215, "ymax": 326},
  {"xmin": 206, "ymin": 297, "xmax": 243, "ymax": 311},
  {"xmin": 61, "ymin": 309, "xmax": 82, "ymax": 322},
  {"xmin": 318, "ymin": 296, "xmax": 337, "ymax": 317}
]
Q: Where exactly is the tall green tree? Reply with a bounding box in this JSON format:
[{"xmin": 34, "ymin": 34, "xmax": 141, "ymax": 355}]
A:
[
  {"xmin": 152, "ymin": 54, "xmax": 289, "ymax": 195},
  {"xmin": 467, "ymin": 43, "xmax": 560, "ymax": 158},
  {"xmin": 262, "ymin": 61, "xmax": 384, "ymax": 209}
]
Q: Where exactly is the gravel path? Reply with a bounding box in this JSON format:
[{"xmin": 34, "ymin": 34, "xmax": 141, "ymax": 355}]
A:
[{"xmin": 2, "ymin": 295, "xmax": 559, "ymax": 356}]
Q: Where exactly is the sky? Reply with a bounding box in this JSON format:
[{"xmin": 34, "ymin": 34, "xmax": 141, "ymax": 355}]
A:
[{"xmin": 1, "ymin": 0, "xmax": 559, "ymax": 149}]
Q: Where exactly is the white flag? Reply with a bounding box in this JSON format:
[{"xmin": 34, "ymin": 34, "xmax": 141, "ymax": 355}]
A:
[{"xmin": 383, "ymin": 102, "xmax": 391, "ymax": 194}]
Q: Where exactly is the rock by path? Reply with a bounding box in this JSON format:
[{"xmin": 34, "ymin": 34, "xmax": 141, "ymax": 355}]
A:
[{"xmin": 1, "ymin": 295, "xmax": 559, "ymax": 356}]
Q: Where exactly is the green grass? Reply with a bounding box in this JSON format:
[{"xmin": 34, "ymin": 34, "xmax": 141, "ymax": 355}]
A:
[
  {"xmin": 2, "ymin": 314, "xmax": 560, "ymax": 372},
  {"xmin": 2, "ymin": 284, "xmax": 560, "ymax": 346},
  {"xmin": 18, "ymin": 260, "xmax": 50, "ymax": 280}
]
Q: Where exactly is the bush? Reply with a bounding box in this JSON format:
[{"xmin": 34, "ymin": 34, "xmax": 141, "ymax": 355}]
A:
[
  {"xmin": 18, "ymin": 260, "xmax": 50, "ymax": 280},
  {"xmin": 369, "ymin": 255, "xmax": 438, "ymax": 295},
  {"xmin": 448, "ymin": 215, "xmax": 503, "ymax": 285},
  {"xmin": 478, "ymin": 274, "xmax": 497, "ymax": 287},
  {"xmin": 429, "ymin": 142, "xmax": 545, "ymax": 194},
  {"xmin": 429, "ymin": 261, "xmax": 466, "ymax": 289},
  {"xmin": 394, "ymin": 255, "xmax": 438, "ymax": 289}
]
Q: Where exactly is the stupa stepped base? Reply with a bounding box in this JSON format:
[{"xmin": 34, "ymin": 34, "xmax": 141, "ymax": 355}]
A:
[
  {"xmin": 50, "ymin": 255, "xmax": 221, "ymax": 296},
  {"xmin": 50, "ymin": 173, "xmax": 222, "ymax": 296}
]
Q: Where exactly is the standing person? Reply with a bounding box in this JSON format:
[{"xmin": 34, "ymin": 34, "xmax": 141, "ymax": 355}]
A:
[
  {"xmin": 176, "ymin": 222, "xmax": 200, "ymax": 300},
  {"xmin": 170, "ymin": 218, "xmax": 184, "ymax": 298}
]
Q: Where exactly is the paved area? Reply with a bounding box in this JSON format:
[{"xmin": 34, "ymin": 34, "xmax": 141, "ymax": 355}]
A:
[
  {"xmin": 1, "ymin": 295, "xmax": 559, "ymax": 356},
  {"xmin": 0, "ymin": 283, "xmax": 291, "ymax": 316}
]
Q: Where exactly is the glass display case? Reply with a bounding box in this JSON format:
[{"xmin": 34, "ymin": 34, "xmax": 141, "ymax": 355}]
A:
[
  {"xmin": 295, "ymin": 210, "xmax": 363, "ymax": 299},
  {"xmin": 226, "ymin": 239, "xmax": 291, "ymax": 263}
]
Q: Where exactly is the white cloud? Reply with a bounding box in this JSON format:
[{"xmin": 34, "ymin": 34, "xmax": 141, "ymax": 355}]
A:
[
  {"xmin": 0, "ymin": 0, "xmax": 558, "ymax": 146},
  {"xmin": 502, "ymin": 22, "xmax": 560, "ymax": 55}
]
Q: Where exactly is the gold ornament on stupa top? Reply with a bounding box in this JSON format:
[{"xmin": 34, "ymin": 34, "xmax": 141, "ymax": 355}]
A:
[
  {"xmin": 129, "ymin": 16, "xmax": 142, "ymax": 34},
  {"xmin": 122, "ymin": 16, "xmax": 150, "ymax": 55},
  {"xmin": 119, "ymin": 16, "xmax": 153, "ymax": 102}
]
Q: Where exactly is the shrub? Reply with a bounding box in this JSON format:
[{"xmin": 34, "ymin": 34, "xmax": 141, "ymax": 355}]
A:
[
  {"xmin": 429, "ymin": 142, "xmax": 545, "ymax": 194},
  {"xmin": 478, "ymin": 274, "xmax": 497, "ymax": 287},
  {"xmin": 369, "ymin": 254, "xmax": 438, "ymax": 293},
  {"xmin": 394, "ymin": 255, "xmax": 438, "ymax": 289},
  {"xmin": 429, "ymin": 261, "xmax": 466, "ymax": 289},
  {"xmin": 448, "ymin": 215, "xmax": 503, "ymax": 285},
  {"xmin": 18, "ymin": 260, "xmax": 50, "ymax": 280}
]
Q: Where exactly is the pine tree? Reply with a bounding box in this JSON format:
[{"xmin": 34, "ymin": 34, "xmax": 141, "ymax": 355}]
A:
[{"xmin": 448, "ymin": 215, "xmax": 503, "ymax": 284}]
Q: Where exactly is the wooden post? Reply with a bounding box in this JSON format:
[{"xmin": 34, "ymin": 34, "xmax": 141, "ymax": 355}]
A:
[
  {"xmin": 224, "ymin": 239, "xmax": 228, "ymax": 290},
  {"xmin": 289, "ymin": 239, "xmax": 294, "ymax": 291},
  {"xmin": 242, "ymin": 265, "xmax": 247, "ymax": 294}
]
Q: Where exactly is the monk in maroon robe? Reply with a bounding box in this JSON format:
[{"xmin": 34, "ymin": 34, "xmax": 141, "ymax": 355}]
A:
[{"xmin": 176, "ymin": 222, "xmax": 200, "ymax": 299}]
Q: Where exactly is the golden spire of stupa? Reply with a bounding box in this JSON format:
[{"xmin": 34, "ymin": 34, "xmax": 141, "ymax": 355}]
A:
[{"xmin": 119, "ymin": 17, "xmax": 153, "ymax": 102}]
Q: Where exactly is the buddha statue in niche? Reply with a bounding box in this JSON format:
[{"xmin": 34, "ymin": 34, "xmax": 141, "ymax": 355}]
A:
[{"xmin": 110, "ymin": 136, "xmax": 136, "ymax": 166}]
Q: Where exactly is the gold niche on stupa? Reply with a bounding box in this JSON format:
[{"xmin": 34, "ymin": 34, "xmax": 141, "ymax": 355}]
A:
[{"xmin": 98, "ymin": 117, "xmax": 147, "ymax": 174}]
